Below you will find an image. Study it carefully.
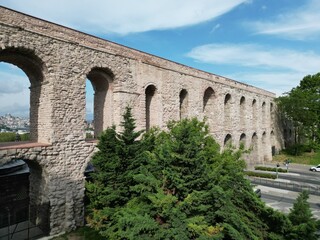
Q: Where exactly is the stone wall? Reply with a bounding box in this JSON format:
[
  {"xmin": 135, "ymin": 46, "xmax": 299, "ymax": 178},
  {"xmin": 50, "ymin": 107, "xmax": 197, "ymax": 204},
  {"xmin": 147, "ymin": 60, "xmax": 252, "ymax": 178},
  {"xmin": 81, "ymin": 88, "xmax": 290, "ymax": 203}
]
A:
[{"xmin": 0, "ymin": 6, "xmax": 284, "ymax": 236}]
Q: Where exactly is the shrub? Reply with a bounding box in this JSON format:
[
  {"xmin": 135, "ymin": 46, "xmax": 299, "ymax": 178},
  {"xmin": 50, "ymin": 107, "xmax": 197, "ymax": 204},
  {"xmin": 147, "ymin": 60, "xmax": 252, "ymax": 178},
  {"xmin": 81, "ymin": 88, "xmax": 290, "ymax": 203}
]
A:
[
  {"xmin": 255, "ymin": 166, "xmax": 288, "ymax": 173},
  {"xmin": 245, "ymin": 171, "xmax": 277, "ymax": 179}
]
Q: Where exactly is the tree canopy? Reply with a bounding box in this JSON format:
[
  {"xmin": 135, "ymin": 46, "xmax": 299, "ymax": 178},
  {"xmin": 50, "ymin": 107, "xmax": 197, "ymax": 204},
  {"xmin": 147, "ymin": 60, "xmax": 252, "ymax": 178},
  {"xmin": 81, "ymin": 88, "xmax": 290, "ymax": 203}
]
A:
[
  {"xmin": 276, "ymin": 73, "xmax": 320, "ymax": 150},
  {"xmin": 288, "ymin": 191, "xmax": 320, "ymax": 240},
  {"xmin": 86, "ymin": 107, "xmax": 318, "ymax": 239}
]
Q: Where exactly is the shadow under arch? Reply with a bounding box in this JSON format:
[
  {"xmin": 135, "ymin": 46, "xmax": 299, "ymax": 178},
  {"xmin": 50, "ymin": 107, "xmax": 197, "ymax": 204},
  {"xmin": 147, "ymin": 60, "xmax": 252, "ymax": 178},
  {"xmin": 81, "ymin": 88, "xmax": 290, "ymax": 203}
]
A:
[
  {"xmin": 240, "ymin": 96, "xmax": 246, "ymax": 128},
  {"xmin": 224, "ymin": 93, "xmax": 232, "ymax": 129},
  {"xmin": 239, "ymin": 133, "xmax": 246, "ymax": 148},
  {"xmin": 145, "ymin": 84, "xmax": 158, "ymax": 131},
  {"xmin": 0, "ymin": 47, "xmax": 51, "ymax": 143},
  {"xmin": 86, "ymin": 67, "xmax": 114, "ymax": 138},
  {"xmin": 224, "ymin": 133, "xmax": 232, "ymax": 147},
  {"xmin": 0, "ymin": 158, "xmax": 50, "ymax": 238},
  {"xmin": 179, "ymin": 89, "xmax": 188, "ymax": 120},
  {"xmin": 251, "ymin": 132, "xmax": 259, "ymax": 165},
  {"xmin": 203, "ymin": 87, "xmax": 215, "ymax": 131}
]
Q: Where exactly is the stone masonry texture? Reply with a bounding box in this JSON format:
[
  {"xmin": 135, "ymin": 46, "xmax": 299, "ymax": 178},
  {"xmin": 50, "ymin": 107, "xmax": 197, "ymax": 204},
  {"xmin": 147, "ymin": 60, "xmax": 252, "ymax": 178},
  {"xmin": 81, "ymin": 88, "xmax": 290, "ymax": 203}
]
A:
[{"xmin": 0, "ymin": 7, "xmax": 285, "ymax": 236}]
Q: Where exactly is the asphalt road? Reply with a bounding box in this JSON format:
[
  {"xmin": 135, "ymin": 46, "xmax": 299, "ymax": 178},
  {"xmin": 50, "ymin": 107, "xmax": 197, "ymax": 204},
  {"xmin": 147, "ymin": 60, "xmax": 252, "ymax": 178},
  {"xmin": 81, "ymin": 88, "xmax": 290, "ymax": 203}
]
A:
[{"xmin": 253, "ymin": 163, "xmax": 320, "ymax": 219}]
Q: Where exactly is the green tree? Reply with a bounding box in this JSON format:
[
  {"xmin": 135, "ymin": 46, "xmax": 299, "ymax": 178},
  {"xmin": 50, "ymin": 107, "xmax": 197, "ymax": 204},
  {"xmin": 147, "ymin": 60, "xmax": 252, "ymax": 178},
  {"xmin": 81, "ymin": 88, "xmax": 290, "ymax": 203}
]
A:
[
  {"xmin": 86, "ymin": 116, "xmax": 293, "ymax": 239},
  {"xmin": 86, "ymin": 106, "xmax": 143, "ymax": 216},
  {"xmin": 288, "ymin": 191, "xmax": 320, "ymax": 240},
  {"xmin": 277, "ymin": 73, "xmax": 320, "ymax": 151}
]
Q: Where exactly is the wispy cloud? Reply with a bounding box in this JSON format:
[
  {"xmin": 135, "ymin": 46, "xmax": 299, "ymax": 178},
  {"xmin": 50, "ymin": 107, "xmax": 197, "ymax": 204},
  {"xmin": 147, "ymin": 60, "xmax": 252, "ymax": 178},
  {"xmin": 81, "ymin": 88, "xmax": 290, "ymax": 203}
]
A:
[
  {"xmin": 187, "ymin": 43, "xmax": 320, "ymax": 95},
  {"xmin": 246, "ymin": 0, "xmax": 320, "ymax": 40},
  {"xmin": 0, "ymin": 71, "xmax": 29, "ymax": 94},
  {"xmin": 228, "ymin": 72, "xmax": 304, "ymax": 96},
  {"xmin": 2, "ymin": 0, "xmax": 248, "ymax": 35},
  {"xmin": 187, "ymin": 43, "xmax": 320, "ymax": 73}
]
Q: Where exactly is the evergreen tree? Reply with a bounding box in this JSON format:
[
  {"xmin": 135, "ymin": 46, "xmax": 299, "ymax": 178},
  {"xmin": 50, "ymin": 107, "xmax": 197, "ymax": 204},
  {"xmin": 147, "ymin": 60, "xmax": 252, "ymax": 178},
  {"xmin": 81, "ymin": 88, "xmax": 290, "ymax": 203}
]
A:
[
  {"xmin": 288, "ymin": 191, "xmax": 320, "ymax": 240},
  {"xmin": 276, "ymin": 72, "xmax": 320, "ymax": 150},
  {"xmin": 86, "ymin": 115, "xmax": 294, "ymax": 239},
  {"xmin": 86, "ymin": 106, "xmax": 143, "ymax": 226}
]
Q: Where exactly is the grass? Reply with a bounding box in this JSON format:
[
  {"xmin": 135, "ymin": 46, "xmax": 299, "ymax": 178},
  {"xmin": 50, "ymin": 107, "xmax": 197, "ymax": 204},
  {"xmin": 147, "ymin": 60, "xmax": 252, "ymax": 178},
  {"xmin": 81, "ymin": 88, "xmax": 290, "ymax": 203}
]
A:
[
  {"xmin": 52, "ymin": 226, "xmax": 104, "ymax": 240},
  {"xmin": 272, "ymin": 151, "xmax": 320, "ymax": 166}
]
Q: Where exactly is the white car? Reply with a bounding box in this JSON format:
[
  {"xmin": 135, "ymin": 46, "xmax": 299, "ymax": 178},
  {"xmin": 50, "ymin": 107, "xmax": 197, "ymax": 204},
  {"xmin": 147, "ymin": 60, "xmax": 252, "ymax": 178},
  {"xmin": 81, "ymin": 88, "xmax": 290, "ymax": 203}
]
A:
[{"xmin": 309, "ymin": 164, "xmax": 320, "ymax": 172}]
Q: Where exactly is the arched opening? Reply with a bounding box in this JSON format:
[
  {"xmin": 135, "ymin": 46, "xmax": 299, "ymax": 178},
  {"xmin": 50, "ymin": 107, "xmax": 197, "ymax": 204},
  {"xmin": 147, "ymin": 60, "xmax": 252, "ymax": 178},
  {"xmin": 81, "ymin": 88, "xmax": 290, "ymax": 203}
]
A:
[
  {"xmin": 262, "ymin": 131, "xmax": 268, "ymax": 161},
  {"xmin": 0, "ymin": 48, "xmax": 51, "ymax": 143},
  {"xmin": 252, "ymin": 99, "xmax": 257, "ymax": 129},
  {"xmin": 179, "ymin": 89, "xmax": 188, "ymax": 119},
  {"xmin": 239, "ymin": 133, "xmax": 246, "ymax": 149},
  {"xmin": 145, "ymin": 85, "xmax": 158, "ymax": 130},
  {"xmin": 85, "ymin": 80, "xmax": 94, "ymax": 139},
  {"xmin": 224, "ymin": 94, "xmax": 232, "ymax": 129},
  {"xmin": 262, "ymin": 101, "xmax": 266, "ymax": 126},
  {"xmin": 270, "ymin": 130, "xmax": 276, "ymax": 156},
  {"xmin": 270, "ymin": 102, "xmax": 274, "ymax": 127},
  {"xmin": 224, "ymin": 134, "xmax": 232, "ymax": 147},
  {"xmin": 239, "ymin": 96, "xmax": 246, "ymax": 128},
  {"xmin": 86, "ymin": 67, "xmax": 114, "ymax": 138},
  {"xmin": 0, "ymin": 159, "xmax": 49, "ymax": 239},
  {"xmin": 203, "ymin": 87, "xmax": 215, "ymax": 130},
  {"xmin": 251, "ymin": 133, "xmax": 258, "ymax": 165}
]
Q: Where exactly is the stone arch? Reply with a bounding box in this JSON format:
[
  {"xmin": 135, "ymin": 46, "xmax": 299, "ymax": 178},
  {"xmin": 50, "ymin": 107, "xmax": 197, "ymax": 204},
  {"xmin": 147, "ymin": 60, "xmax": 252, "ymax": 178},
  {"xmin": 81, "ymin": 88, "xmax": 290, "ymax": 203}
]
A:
[
  {"xmin": 86, "ymin": 67, "xmax": 114, "ymax": 138},
  {"xmin": 270, "ymin": 130, "xmax": 276, "ymax": 156},
  {"xmin": 224, "ymin": 93, "xmax": 232, "ymax": 129},
  {"xmin": 179, "ymin": 89, "xmax": 188, "ymax": 119},
  {"xmin": 224, "ymin": 134, "xmax": 232, "ymax": 147},
  {"xmin": 251, "ymin": 132, "xmax": 259, "ymax": 165},
  {"xmin": 0, "ymin": 47, "xmax": 52, "ymax": 143},
  {"xmin": 145, "ymin": 84, "xmax": 159, "ymax": 130},
  {"xmin": 262, "ymin": 131, "xmax": 268, "ymax": 161},
  {"xmin": 270, "ymin": 102, "xmax": 274, "ymax": 127},
  {"xmin": 239, "ymin": 96, "xmax": 246, "ymax": 128},
  {"xmin": 0, "ymin": 159, "xmax": 50, "ymax": 237},
  {"xmin": 239, "ymin": 133, "xmax": 246, "ymax": 148},
  {"xmin": 252, "ymin": 99, "xmax": 257, "ymax": 129},
  {"xmin": 262, "ymin": 101, "xmax": 266, "ymax": 126},
  {"xmin": 203, "ymin": 87, "xmax": 215, "ymax": 130}
]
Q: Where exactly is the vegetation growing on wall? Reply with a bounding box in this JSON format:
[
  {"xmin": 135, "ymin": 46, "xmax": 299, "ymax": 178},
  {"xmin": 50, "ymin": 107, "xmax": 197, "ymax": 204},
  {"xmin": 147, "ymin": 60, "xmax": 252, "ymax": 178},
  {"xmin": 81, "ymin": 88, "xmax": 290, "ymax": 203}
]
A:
[{"xmin": 86, "ymin": 107, "xmax": 319, "ymax": 239}]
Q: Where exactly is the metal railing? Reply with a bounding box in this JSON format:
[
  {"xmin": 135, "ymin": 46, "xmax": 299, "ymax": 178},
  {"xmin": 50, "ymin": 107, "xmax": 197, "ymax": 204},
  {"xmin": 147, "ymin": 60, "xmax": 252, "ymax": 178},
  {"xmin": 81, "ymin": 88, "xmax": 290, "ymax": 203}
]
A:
[{"xmin": 249, "ymin": 177, "xmax": 320, "ymax": 196}]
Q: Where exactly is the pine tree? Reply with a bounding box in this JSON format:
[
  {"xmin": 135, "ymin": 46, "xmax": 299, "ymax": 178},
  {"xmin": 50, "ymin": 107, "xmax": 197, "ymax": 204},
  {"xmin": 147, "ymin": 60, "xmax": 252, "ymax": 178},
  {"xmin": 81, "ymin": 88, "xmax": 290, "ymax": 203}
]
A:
[
  {"xmin": 86, "ymin": 106, "xmax": 144, "ymax": 227},
  {"xmin": 288, "ymin": 190, "xmax": 319, "ymax": 240},
  {"xmin": 86, "ymin": 116, "xmax": 294, "ymax": 239}
]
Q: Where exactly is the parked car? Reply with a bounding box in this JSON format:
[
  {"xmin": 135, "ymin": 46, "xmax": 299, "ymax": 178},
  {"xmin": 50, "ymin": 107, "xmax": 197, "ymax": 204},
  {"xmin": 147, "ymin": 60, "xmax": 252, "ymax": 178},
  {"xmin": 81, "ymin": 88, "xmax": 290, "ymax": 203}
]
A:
[{"xmin": 309, "ymin": 164, "xmax": 320, "ymax": 172}]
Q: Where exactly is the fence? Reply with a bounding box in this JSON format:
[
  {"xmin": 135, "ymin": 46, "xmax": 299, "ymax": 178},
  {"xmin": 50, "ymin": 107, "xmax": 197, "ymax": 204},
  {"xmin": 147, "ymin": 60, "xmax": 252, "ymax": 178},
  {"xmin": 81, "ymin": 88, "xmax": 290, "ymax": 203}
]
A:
[{"xmin": 249, "ymin": 177, "xmax": 320, "ymax": 196}]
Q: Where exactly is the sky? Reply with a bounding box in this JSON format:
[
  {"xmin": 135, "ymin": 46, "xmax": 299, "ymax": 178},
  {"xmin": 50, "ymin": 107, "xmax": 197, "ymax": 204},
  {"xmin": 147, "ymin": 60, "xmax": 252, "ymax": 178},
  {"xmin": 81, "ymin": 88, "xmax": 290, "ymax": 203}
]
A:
[{"xmin": 1, "ymin": 0, "xmax": 320, "ymax": 118}]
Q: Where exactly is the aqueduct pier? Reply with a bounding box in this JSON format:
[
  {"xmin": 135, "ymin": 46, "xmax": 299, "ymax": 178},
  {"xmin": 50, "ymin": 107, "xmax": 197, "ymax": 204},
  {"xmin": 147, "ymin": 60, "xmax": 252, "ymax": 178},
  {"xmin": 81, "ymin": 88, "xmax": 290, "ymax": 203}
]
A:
[{"xmin": 0, "ymin": 7, "xmax": 284, "ymax": 236}]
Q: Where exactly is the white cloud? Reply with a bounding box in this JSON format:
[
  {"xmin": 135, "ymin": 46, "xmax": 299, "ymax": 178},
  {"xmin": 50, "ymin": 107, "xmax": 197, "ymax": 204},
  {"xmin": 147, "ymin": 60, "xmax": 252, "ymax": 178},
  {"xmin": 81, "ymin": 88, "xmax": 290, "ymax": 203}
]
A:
[
  {"xmin": 0, "ymin": 72, "xmax": 29, "ymax": 94},
  {"xmin": 187, "ymin": 43, "xmax": 320, "ymax": 73},
  {"xmin": 228, "ymin": 72, "xmax": 304, "ymax": 96},
  {"xmin": 246, "ymin": 0, "xmax": 320, "ymax": 40},
  {"xmin": 187, "ymin": 43, "xmax": 320, "ymax": 95},
  {"xmin": 1, "ymin": 0, "xmax": 248, "ymax": 34},
  {"xmin": 0, "ymin": 89, "xmax": 29, "ymax": 117}
]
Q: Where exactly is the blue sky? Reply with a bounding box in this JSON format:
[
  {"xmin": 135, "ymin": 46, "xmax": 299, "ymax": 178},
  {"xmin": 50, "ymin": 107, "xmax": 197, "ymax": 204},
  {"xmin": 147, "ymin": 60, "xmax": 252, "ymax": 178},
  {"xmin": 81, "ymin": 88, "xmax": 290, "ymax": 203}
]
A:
[{"xmin": 1, "ymin": 0, "xmax": 320, "ymax": 118}]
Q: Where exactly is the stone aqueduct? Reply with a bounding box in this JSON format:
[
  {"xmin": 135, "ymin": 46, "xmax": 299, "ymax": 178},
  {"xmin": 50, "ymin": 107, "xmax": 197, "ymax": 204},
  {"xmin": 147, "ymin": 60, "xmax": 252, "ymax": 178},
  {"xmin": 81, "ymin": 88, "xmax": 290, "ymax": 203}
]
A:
[{"xmin": 0, "ymin": 7, "xmax": 284, "ymax": 236}]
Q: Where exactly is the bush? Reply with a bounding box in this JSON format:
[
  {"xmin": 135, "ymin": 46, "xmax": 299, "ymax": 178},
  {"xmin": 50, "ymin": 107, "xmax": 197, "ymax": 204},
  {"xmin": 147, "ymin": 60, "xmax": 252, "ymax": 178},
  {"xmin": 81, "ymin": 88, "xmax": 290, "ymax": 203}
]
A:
[
  {"xmin": 0, "ymin": 132, "xmax": 16, "ymax": 142},
  {"xmin": 20, "ymin": 133, "xmax": 30, "ymax": 141},
  {"xmin": 245, "ymin": 171, "xmax": 277, "ymax": 179},
  {"xmin": 284, "ymin": 144, "xmax": 308, "ymax": 156},
  {"xmin": 255, "ymin": 166, "xmax": 288, "ymax": 173},
  {"xmin": 0, "ymin": 132, "xmax": 30, "ymax": 142}
]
